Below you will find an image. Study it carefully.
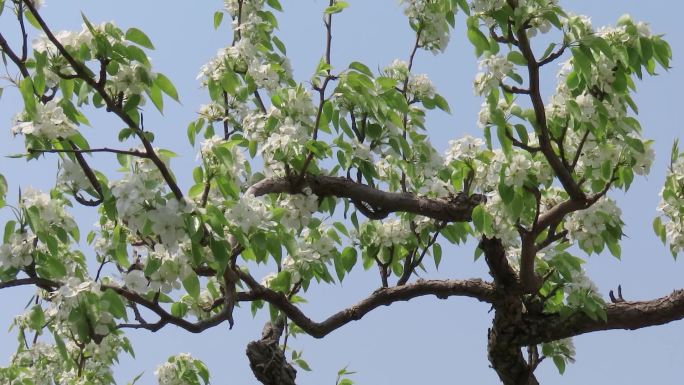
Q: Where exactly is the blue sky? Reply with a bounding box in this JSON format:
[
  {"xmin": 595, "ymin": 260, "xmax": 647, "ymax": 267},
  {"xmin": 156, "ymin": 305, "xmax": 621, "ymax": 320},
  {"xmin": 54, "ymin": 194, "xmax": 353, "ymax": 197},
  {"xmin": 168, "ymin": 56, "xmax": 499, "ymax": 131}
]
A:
[{"xmin": 0, "ymin": 1, "xmax": 683, "ymax": 384}]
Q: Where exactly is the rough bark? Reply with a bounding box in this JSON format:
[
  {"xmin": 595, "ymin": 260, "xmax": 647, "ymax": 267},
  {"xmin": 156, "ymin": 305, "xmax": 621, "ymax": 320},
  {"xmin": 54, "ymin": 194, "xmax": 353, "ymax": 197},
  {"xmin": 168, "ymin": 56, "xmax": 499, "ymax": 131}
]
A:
[{"xmin": 246, "ymin": 319, "xmax": 297, "ymax": 385}]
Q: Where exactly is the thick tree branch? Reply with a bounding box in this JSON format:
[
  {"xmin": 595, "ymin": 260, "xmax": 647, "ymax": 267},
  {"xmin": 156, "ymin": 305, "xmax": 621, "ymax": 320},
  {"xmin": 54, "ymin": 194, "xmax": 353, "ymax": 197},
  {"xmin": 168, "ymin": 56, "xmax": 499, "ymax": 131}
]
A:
[
  {"xmin": 247, "ymin": 175, "xmax": 485, "ymax": 222},
  {"xmin": 524, "ymin": 290, "xmax": 684, "ymax": 345}
]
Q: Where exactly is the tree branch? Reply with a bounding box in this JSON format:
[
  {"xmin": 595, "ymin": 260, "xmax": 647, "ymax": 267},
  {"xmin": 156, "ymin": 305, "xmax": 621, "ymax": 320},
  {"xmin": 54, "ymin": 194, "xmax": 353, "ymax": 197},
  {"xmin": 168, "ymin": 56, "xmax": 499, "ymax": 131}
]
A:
[
  {"xmin": 512, "ymin": 16, "xmax": 584, "ymax": 201},
  {"xmin": 247, "ymin": 174, "xmax": 485, "ymax": 222}
]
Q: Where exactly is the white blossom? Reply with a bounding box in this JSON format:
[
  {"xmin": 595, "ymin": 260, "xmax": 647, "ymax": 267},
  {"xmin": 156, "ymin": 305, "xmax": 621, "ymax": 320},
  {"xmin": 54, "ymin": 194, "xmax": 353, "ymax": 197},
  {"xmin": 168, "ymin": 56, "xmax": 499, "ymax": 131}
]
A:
[
  {"xmin": 0, "ymin": 232, "xmax": 35, "ymax": 270},
  {"xmin": 11, "ymin": 99, "xmax": 77, "ymax": 139},
  {"xmin": 408, "ymin": 74, "xmax": 436, "ymax": 99},
  {"xmin": 575, "ymin": 92, "xmax": 596, "ymax": 122},
  {"xmin": 123, "ymin": 270, "xmax": 149, "ymax": 294},
  {"xmin": 505, "ymin": 153, "xmax": 532, "ymax": 188},
  {"xmin": 474, "ymin": 55, "xmax": 513, "ymax": 95},
  {"xmin": 279, "ymin": 189, "xmax": 319, "ymax": 230},
  {"xmin": 384, "ymin": 59, "xmax": 409, "ymax": 81},
  {"xmin": 444, "ymin": 135, "xmax": 484, "ymax": 164},
  {"xmin": 225, "ymin": 194, "xmax": 271, "ymax": 233}
]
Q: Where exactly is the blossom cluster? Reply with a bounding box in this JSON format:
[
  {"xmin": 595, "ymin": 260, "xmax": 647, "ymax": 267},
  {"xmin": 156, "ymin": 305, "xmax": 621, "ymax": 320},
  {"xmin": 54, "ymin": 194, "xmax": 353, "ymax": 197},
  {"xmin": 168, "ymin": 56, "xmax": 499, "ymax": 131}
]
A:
[
  {"xmin": 33, "ymin": 21, "xmax": 156, "ymax": 98},
  {"xmin": 0, "ymin": 232, "xmax": 37, "ymax": 270},
  {"xmin": 11, "ymin": 99, "xmax": 77, "ymax": 140},
  {"xmin": 657, "ymin": 153, "xmax": 684, "ymax": 256},
  {"xmin": 407, "ymin": 74, "xmax": 436, "ymax": 100},
  {"xmin": 199, "ymin": 136, "xmax": 247, "ymax": 186},
  {"xmin": 564, "ymin": 198, "xmax": 623, "ymax": 253},
  {"xmin": 198, "ymin": 0, "xmax": 290, "ymax": 94},
  {"xmin": 225, "ymin": 194, "xmax": 271, "ymax": 233},
  {"xmin": 473, "ymin": 55, "xmax": 513, "ymax": 95},
  {"xmin": 281, "ymin": 227, "xmax": 336, "ymax": 283},
  {"xmin": 155, "ymin": 353, "xmax": 209, "ymax": 385},
  {"xmin": 21, "ymin": 187, "xmax": 77, "ymax": 232},
  {"xmin": 401, "ymin": 0, "xmax": 454, "ymax": 53},
  {"xmin": 0, "ymin": 332, "xmax": 127, "ymax": 385},
  {"xmin": 109, "ymin": 151, "xmax": 192, "ymax": 251},
  {"xmin": 278, "ymin": 189, "xmax": 320, "ymax": 230}
]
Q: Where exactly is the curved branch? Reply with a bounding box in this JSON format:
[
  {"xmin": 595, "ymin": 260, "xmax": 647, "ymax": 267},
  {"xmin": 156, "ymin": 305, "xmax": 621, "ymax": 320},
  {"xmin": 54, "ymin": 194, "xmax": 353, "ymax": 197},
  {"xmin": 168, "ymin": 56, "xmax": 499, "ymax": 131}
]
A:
[
  {"xmin": 238, "ymin": 270, "xmax": 496, "ymax": 338},
  {"xmin": 247, "ymin": 175, "xmax": 485, "ymax": 222},
  {"xmin": 105, "ymin": 284, "xmax": 241, "ymax": 333}
]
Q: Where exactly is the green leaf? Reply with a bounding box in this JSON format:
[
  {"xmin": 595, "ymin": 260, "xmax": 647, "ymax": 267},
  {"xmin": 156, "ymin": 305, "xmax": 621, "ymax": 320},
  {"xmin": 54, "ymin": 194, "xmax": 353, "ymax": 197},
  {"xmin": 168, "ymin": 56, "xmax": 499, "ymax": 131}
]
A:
[
  {"xmin": 433, "ymin": 243, "xmax": 442, "ymax": 269},
  {"xmin": 29, "ymin": 305, "xmax": 45, "ymax": 330},
  {"xmin": 209, "ymin": 238, "xmax": 230, "ymax": 273},
  {"xmin": 472, "ymin": 205, "xmax": 486, "ymax": 233},
  {"xmin": 497, "ymin": 125, "xmax": 512, "ymax": 157},
  {"xmin": 270, "ymin": 270, "xmax": 291, "ymax": 292},
  {"xmin": 171, "ymin": 302, "xmax": 189, "ymax": 317},
  {"xmin": 0, "ymin": 174, "xmax": 6, "ymax": 208},
  {"xmin": 147, "ymin": 85, "xmax": 163, "ymax": 112},
  {"xmin": 125, "ymin": 27, "xmax": 155, "ymax": 49},
  {"xmin": 103, "ymin": 288, "xmax": 127, "ymax": 319},
  {"xmin": 433, "ymin": 94, "xmax": 450, "ymax": 113},
  {"xmin": 182, "ymin": 272, "xmax": 201, "ymax": 299},
  {"xmin": 194, "ymin": 359, "xmax": 211, "ymax": 385},
  {"xmin": 467, "ymin": 26, "xmax": 490, "ymax": 54},
  {"xmin": 653, "ymin": 217, "xmax": 666, "ymax": 244},
  {"xmin": 607, "ymin": 240, "xmax": 621, "ymax": 258},
  {"xmin": 267, "ymin": 0, "xmax": 283, "ymax": 11},
  {"xmin": 3, "ymin": 220, "xmax": 15, "ymax": 243},
  {"xmin": 349, "ymin": 61, "xmax": 373, "ymax": 77},
  {"xmin": 295, "ymin": 359, "xmax": 312, "ymax": 371},
  {"xmin": 213, "ymin": 11, "xmax": 224, "ymax": 29},
  {"xmin": 565, "ymin": 71, "xmax": 580, "ymax": 90},
  {"xmin": 553, "ymin": 356, "xmax": 566, "ymax": 374},
  {"xmin": 20, "ymin": 77, "xmax": 37, "ymax": 115},
  {"xmin": 324, "ymin": 1, "xmax": 349, "ymax": 14},
  {"xmin": 507, "ymin": 51, "xmax": 527, "ymax": 66},
  {"xmin": 601, "ymin": 160, "xmax": 612, "ymax": 181},
  {"xmin": 341, "ymin": 247, "xmax": 357, "ymax": 272},
  {"xmin": 155, "ymin": 73, "xmax": 180, "ymax": 102}
]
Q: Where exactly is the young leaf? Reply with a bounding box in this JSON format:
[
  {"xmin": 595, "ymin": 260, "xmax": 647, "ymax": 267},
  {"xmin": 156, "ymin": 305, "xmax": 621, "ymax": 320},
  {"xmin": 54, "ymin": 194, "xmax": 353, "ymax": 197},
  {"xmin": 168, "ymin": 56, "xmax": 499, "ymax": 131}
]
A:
[
  {"xmin": 155, "ymin": 73, "xmax": 180, "ymax": 102},
  {"xmin": 125, "ymin": 27, "xmax": 155, "ymax": 49}
]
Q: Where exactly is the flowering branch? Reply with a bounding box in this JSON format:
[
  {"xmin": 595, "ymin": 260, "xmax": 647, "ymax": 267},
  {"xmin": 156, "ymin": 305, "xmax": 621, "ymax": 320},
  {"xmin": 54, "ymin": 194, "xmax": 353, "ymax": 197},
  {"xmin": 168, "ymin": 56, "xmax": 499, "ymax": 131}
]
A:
[
  {"xmin": 21, "ymin": 0, "xmax": 184, "ymax": 201},
  {"xmin": 297, "ymin": 0, "xmax": 336, "ymax": 185},
  {"xmin": 509, "ymin": 4, "xmax": 584, "ymax": 202}
]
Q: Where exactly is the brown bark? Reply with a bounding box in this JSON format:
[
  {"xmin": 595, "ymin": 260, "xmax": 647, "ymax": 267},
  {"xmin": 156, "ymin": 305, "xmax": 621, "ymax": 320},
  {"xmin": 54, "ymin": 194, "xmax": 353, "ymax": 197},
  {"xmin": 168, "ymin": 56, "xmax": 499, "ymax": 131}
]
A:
[
  {"xmin": 246, "ymin": 319, "xmax": 297, "ymax": 385},
  {"xmin": 247, "ymin": 175, "xmax": 485, "ymax": 223}
]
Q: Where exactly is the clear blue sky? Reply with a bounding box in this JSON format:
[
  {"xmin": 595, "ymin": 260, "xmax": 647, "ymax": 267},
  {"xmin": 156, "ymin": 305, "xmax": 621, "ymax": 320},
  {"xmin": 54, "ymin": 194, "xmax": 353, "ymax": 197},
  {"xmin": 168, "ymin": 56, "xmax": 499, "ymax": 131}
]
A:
[{"xmin": 0, "ymin": 1, "xmax": 682, "ymax": 384}]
